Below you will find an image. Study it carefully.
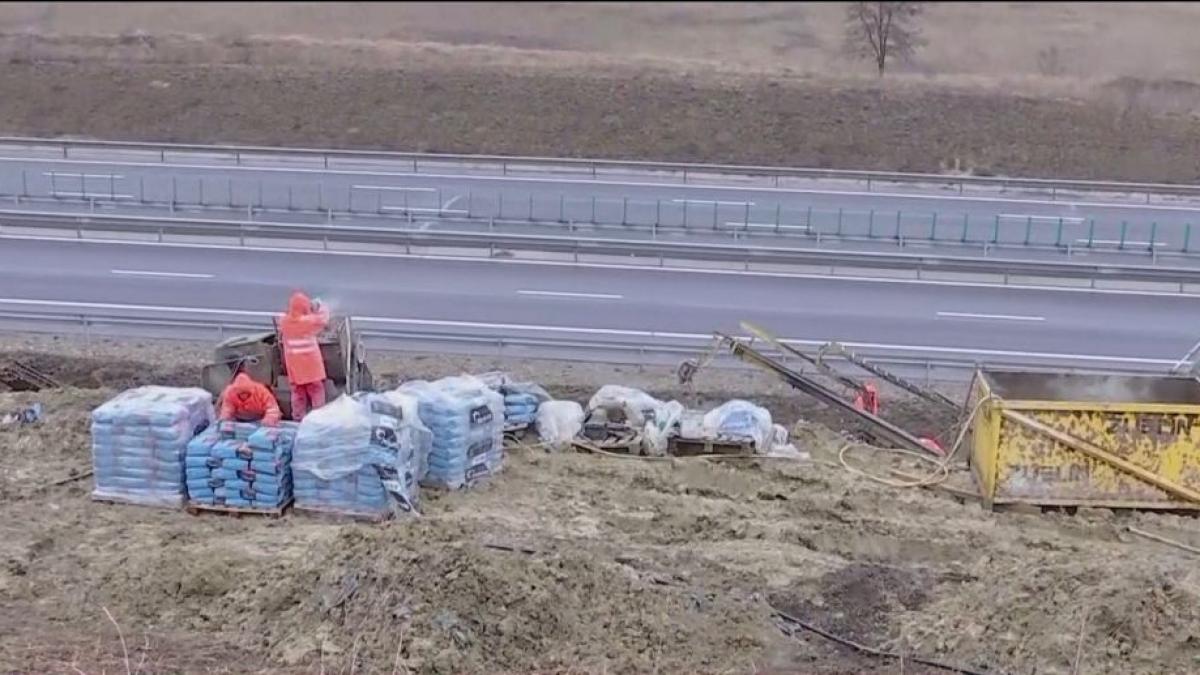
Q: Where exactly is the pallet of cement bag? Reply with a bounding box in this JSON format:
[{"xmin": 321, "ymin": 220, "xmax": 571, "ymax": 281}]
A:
[{"xmin": 185, "ymin": 498, "xmax": 292, "ymax": 519}]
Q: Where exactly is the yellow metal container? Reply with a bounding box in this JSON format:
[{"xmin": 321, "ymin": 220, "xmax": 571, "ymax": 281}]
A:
[{"xmin": 968, "ymin": 369, "xmax": 1200, "ymax": 509}]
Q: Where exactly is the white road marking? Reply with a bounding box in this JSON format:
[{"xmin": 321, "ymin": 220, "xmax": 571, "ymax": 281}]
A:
[
  {"xmin": 936, "ymin": 311, "xmax": 1045, "ymax": 322},
  {"xmin": 379, "ymin": 206, "xmax": 468, "ymax": 215},
  {"xmin": 110, "ymin": 268, "xmax": 214, "ymax": 279},
  {"xmin": 1075, "ymin": 238, "xmax": 1167, "ymax": 247},
  {"xmin": 1172, "ymin": 337, "xmax": 1200, "ymax": 372},
  {"xmin": 442, "ymin": 194, "xmax": 464, "ymax": 210},
  {"xmin": 0, "ymin": 295, "xmax": 1175, "ymax": 366},
  {"xmin": 517, "ymin": 289, "xmax": 623, "ymax": 300},
  {"xmin": 672, "ymin": 199, "xmax": 755, "ymax": 206},
  {"xmin": 43, "ymin": 172, "xmax": 124, "ymax": 179},
  {"xmin": 11, "ymin": 155, "xmax": 1200, "ymax": 214},
  {"xmin": 350, "ymin": 185, "xmax": 437, "ymax": 192},
  {"xmin": 999, "ymin": 214, "xmax": 1085, "ymax": 223},
  {"xmin": 1, "ymin": 231, "xmax": 1197, "ymax": 300},
  {"xmin": 47, "ymin": 192, "xmax": 134, "ymax": 199}
]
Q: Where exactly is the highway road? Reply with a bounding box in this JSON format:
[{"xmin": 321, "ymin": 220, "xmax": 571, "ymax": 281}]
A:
[
  {"xmin": 0, "ymin": 236, "xmax": 1196, "ymax": 372},
  {"xmin": 0, "ymin": 143, "xmax": 1198, "ymax": 260}
]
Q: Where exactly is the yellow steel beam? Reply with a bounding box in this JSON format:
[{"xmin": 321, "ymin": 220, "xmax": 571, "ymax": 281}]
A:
[{"xmin": 1001, "ymin": 409, "xmax": 1200, "ymax": 505}]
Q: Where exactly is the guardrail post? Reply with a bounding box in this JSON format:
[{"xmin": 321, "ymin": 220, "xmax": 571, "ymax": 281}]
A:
[
  {"xmin": 323, "ymin": 154, "xmax": 329, "ymax": 170},
  {"xmin": 682, "ymin": 167, "xmax": 689, "ymax": 184},
  {"xmin": 683, "ymin": 200, "xmax": 689, "ymax": 228},
  {"xmin": 235, "ymin": 150, "xmax": 242, "ymax": 166},
  {"xmin": 109, "ymin": 174, "xmax": 116, "ymax": 200},
  {"xmin": 930, "ymin": 211, "xmax": 937, "ymax": 240},
  {"xmin": 992, "ymin": 214, "xmax": 1000, "ymax": 244},
  {"xmin": 89, "ymin": 197, "xmax": 95, "ymax": 213},
  {"xmin": 1185, "ymin": 224, "xmax": 1192, "ymax": 253},
  {"xmin": 468, "ymin": 190, "xmax": 474, "ymax": 218},
  {"xmin": 529, "ymin": 194, "xmax": 535, "ymax": 221},
  {"xmin": 502, "ymin": 161, "xmax": 508, "ymax": 177},
  {"xmin": 895, "ymin": 210, "xmax": 902, "ymax": 241},
  {"xmin": 287, "ymin": 185, "xmax": 294, "ymax": 211},
  {"xmin": 49, "ymin": 171, "xmax": 57, "ymax": 198},
  {"xmin": 655, "ymin": 199, "xmax": 661, "ymax": 227},
  {"xmin": 868, "ymin": 209, "xmax": 875, "ymax": 238},
  {"xmin": 138, "ymin": 176, "xmax": 144, "ymax": 204},
  {"xmin": 837, "ymin": 207, "xmax": 843, "ymax": 235},
  {"xmin": 171, "ymin": 176, "xmax": 176, "ymax": 212},
  {"xmin": 743, "ymin": 202, "xmax": 750, "ymax": 230},
  {"xmin": 961, "ymin": 212, "xmax": 969, "ymax": 243},
  {"xmin": 866, "ymin": 177, "xmax": 872, "ymax": 192},
  {"xmin": 712, "ymin": 202, "xmax": 718, "ymax": 230},
  {"xmin": 1119, "ymin": 221, "xmax": 1128, "ymax": 250},
  {"xmin": 497, "ymin": 191, "xmax": 503, "ymax": 218},
  {"xmin": 317, "ymin": 183, "xmax": 324, "ymax": 212},
  {"xmin": 958, "ymin": 180, "xmax": 963, "ymax": 195},
  {"xmin": 1145, "ymin": 191, "xmax": 1151, "ymax": 205},
  {"xmin": 20, "ymin": 169, "xmax": 26, "ymax": 199},
  {"xmin": 413, "ymin": 158, "xmax": 418, "ymax": 173},
  {"xmin": 623, "ymin": 197, "xmax": 629, "ymax": 226},
  {"xmin": 198, "ymin": 178, "xmax": 205, "ymax": 206},
  {"xmin": 784, "ymin": 205, "xmax": 790, "ymax": 234},
  {"xmin": 1055, "ymin": 217, "xmax": 1064, "ymax": 248},
  {"xmin": 247, "ymin": 204, "xmax": 253, "ymax": 220},
  {"xmin": 436, "ymin": 187, "xmax": 443, "ymax": 216},
  {"xmin": 558, "ymin": 194, "xmax": 565, "ymax": 223},
  {"xmin": 159, "ymin": 148, "xmax": 164, "ymax": 163},
  {"xmin": 158, "ymin": 226, "xmax": 163, "ymax": 243},
  {"xmin": 591, "ymin": 197, "xmax": 597, "ymax": 224},
  {"xmin": 228, "ymin": 178, "xmax": 234, "ymax": 208},
  {"xmin": 1024, "ymin": 216, "xmax": 1033, "ymax": 246},
  {"xmin": 239, "ymin": 224, "xmax": 245, "ymax": 247},
  {"xmin": 403, "ymin": 191, "xmax": 409, "ymax": 215},
  {"xmin": 1087, "ymin": 219, "xmax": 1095, "ymax": 248},
  {"xmin": 1148, "ymin": 222, "xmax": 1157, "ymax": 253}
]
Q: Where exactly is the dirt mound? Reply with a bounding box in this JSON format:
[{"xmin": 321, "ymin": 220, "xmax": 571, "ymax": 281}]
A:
[
  {"xmin": 242, "ymin": 525, "xmax": 773, "ymax": 673},
  {"xmin": 900, "ymin": 557, "xmax": 1200, "ymax": 675},
  {"xmin": 0, "ymin": 350, "xmax": 200, "ymax": 390}
]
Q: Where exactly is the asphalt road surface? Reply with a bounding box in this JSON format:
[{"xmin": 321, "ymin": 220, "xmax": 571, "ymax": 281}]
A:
[{"xmin": 0, "ymin": 236, "xmax": 1194, "ymax": 371}]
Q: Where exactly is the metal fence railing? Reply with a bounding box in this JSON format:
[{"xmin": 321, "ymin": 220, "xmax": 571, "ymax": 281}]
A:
[
  {"xmin": 4, "ymin": 135, "xmax": 1200, "ymax": 201},
  {"xmin": 2, "ymin": 171, "xmax": 1199, "ymax": 261}
]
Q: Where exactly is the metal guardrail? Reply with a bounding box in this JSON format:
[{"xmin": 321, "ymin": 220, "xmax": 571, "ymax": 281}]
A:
[
  {"xmin": 4, "ymin": 136, "xmax": 1200, "ymax": 199},
  {"xmin": 0, "ymin": 307, "xmax": 1176, "ymax": 382},
  {"xmin": 5, "ymin": 209, "xmax": 1200, "ymax": 288}
]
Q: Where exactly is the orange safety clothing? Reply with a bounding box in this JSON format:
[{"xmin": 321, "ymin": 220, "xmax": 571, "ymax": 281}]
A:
[
  {"xmin": 279, "ymin": 291, "xmax": 330, "ymax": 386},
  {"xmin": 853, "ymin": 382, "xmax": 880, "ymax": 416},
  {"xmin": 218, "ymin": 373, "xmax": 282, "ymax": 426}
]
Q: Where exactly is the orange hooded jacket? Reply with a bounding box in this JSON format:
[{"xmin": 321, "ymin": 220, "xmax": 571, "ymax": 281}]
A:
[
  {"xmin": 219, "ymin": 373, "xmax": 282, "ymax": 426},
  {"xmin": 279, "ymin": 291, "xmax": 330, "ymax": 386}
]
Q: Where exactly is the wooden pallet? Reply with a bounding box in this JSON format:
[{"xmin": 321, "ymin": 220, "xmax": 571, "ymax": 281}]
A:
[
  {"xmin": 668, "ymin": 437, "xmax": 754, "ymax": 457},
  {"xmin": 185, "ymin": 499, "xmax": 292, "ymax": 519},
  {"xmin": 292, "ymin": 505, "xmax": 393, "ymax": 523}
]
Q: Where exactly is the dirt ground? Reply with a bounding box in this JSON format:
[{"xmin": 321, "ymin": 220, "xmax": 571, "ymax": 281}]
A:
[
  {"xmin": 0, "ymin": 3, "xmax": 1198, "ymax": 181},
  {"xmin": 2, "ymin": 335, "xmax": 1200, "ymax": 674}
]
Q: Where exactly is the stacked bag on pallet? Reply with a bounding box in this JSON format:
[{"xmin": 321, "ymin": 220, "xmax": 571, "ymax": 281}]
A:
[
  {"xmin": 90, "ymin": 386, "xmax": 214, "ymax": 508},
  {"xmin": 399, "ymin": 375, "xmax": 505, "ymax": 489},
  {"xmin": 293, "ymin": 391, "xmax": 431, "ymax": 519},
  {"xmin": 184, "ymin": 421, "xmax": 297, "ymax": 509},
  {"xmin": 476, "ymin": 372, "xmax": 551, "ymax": 430}
]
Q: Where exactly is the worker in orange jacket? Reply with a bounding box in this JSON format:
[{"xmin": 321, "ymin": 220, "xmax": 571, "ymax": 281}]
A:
[
  {"xmin": 279, "ymin": 291, "xmax": 330, "ymax": 421},
  {"xmin": 218, "ymin": 372, "xmax": 282, "ymax": 426},
  {"xmin": 853, "ymin": 382, "xmax": 880, "ymax": 416}
]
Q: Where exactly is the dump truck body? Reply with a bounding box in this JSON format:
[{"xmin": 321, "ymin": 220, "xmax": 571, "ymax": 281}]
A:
[{"xmin": 969, "ymin": 369, "xmax": 1200, "ymax": 510}]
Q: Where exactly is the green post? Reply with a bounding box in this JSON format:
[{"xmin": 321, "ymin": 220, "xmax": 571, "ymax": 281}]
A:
[
  {"xmin": 1119, "ymin": 221, "xmax": 1128, "ymax": 250},
  {"xmin": 1148, "ymin": 222, "xmax": 1157, "ymax": 252},
  {"xmin": 961, "ymin": 212, "xmax": 969, "ymax": 243},
  {"xmin": 992, "ymin": 214, "xmax": 1000, "ymax": 244},
  {"xmin": 1024, "ymin": 216, "xmax": 1033, "ymax": 246},
  {"xmin": 868, "ymin": 209, "xmax": 875, "ymax": 238},
  {"xmin": 930, "ymin": 211, "xmax": 938, "ymax": 240},
  {"xmin": 1055, "ymin": 217, "xmax": 1064, "ymax": 248}
]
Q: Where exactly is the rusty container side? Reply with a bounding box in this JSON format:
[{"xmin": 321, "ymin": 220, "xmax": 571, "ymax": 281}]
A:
[{"xmin": 972, "ymin": 369, "xmax": 1200, "ymax": 509}]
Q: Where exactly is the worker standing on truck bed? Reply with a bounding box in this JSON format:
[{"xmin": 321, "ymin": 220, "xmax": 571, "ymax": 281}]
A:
[
  {"xmin": 280, "ymin": 290, "xmax": 330, "ymax": 421},
  {"xmin": 218, "ymin": 372, "xmax": 282, "ymax": 426}
]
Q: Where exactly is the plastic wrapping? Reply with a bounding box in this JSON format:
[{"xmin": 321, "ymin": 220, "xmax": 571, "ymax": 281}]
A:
[
  {"xmin": 293, "ymin": 391, "xmax": 431, "ymax": 518},
  {"xmin": 535, "ymin": 400, "xmax": 585, "ymax": 451},
  {"xmin": 586, "ymin": 385, "xmax": 666, "ymax": 428},
  {"xmin": 399, "ymin": 375, "xmax": 504, "ymax": 490},
  {"xmin": 474, "ymin": 371, "xmax": 551, "ymax": 429},
  {"xmin": 701, "ymin": 400, "xmax": 773, "ymax": 451},
  {"xmin": 91, "ymin": 386, "xmax": 214, "ymax": 508},
  {"xmin": 184, "ymin": 421, "xmax": 298, "ymax": 509},
  {"xmin": 643, "ymin": 400, "xmax": 685, "ymax": 457}
]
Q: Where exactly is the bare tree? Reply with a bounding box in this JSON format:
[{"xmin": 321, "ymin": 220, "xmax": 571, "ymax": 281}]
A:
[{"xmin": 844, "ymin": 2, "xmax": 924, "ymax": 76}]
